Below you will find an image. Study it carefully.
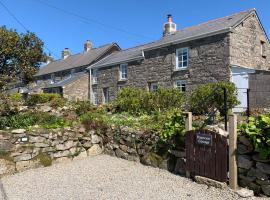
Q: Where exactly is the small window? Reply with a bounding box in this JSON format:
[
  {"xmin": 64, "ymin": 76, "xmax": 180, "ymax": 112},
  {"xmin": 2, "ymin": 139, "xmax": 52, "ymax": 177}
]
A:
[
  {"xmin": 175, "ymin": 80, "xmax": 187, "ymax": 92},
  {"xmin": 103, "ymin": 88, "xmax": 110, "ymax": 103},
  {"xmin": 176, "ymin": 48, "xmax": 189, "ymax": 69},
  {"xmin": 50, "ymin": 73, "xmax": 55, "ymax": 84},
  {"xmin": 92, "ymin": 88, "xmax": 98, "ymax": 105},
  {"xmin": 92, "ymin": 69, "xmax": 98, "ymax": 84},
  {"xmin": 149, "ymin": 82, "xmax": 158, "ymax": 92},
  {"xmin": 261, "ymin": 41, "xmax": 266, "ymax": 58},
  {"xmin": 119, "ymin": 63, "xmax": 128, "ymax": 80}
]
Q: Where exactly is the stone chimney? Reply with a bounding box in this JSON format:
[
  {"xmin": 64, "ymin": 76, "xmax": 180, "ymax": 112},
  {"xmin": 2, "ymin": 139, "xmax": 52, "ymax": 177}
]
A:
[
  {"xmin": 163, "ymin": 14, "xmax": 177, "ymax": 37},
  {"xmin": 84, "ymin": 40, "xmax": 92, "ymax": 52},
  {"xmin": 62, "ymin": 48, "xmax": 71, "ymax": 59},
  {"xmin": 46, "ymin": 53, "xmax": 54, "ymax": 64}
]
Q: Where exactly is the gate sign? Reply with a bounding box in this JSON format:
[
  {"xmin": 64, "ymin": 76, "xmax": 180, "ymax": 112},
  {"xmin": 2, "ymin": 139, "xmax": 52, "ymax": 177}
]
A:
[{"xmin": 196, "ymin": 133, "xmax": 212, "ymax": 146}]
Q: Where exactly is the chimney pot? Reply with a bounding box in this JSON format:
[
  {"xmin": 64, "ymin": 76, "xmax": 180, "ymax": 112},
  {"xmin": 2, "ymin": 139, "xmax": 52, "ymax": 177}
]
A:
[
  {"xmin": 163, "ymin": 14, "xmax": 177, "ymax": 37},
  {"xmin": 62, "ymin": 48, "xmax": 71, "ymax": 59},
  {"xmin": 84, "ymin": 40, "xmax": 92, "ymax": 52}
]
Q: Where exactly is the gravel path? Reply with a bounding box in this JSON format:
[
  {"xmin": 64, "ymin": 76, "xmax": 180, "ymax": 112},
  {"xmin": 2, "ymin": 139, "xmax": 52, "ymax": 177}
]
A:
[{"xmin": 0, "ymin": 155, "xmax": 267, "ymax": 200}]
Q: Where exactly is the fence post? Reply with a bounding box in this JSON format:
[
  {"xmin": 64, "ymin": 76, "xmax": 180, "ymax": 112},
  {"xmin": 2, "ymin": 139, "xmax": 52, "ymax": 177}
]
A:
[
  {"xmin": 185, "ymin": 112, "xmax": 192, "ymax": 131},
  {"xmin": 229, "ymin": 114, "xmax": 238, "ymax": 190},
  {"xmin": 223, "ymin": 88, "xmax": 228, "ymax": 131},
  {"xmin": 184, "ymin": 112, "xmax": 192, "ymax": 178}
]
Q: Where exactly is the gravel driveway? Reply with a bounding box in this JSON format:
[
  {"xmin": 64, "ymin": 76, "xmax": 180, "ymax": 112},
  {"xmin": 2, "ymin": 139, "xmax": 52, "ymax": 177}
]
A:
[{"xmin": 0, "ymin": 155, "xmax": 267, "ymax": 200}]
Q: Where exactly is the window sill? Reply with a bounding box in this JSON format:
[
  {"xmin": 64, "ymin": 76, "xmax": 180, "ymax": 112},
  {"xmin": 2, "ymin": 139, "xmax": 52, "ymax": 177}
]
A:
[
  {"xmin": 92, "ymin": 82, "xmax": 98, "ymax": 85},
  {"xmin": 174, "ymin": 67, "xmax": 188, "ymax": 72},
  {"xmin": 118, "ymin": 78, "xmax": 127, "ymax": 82}
]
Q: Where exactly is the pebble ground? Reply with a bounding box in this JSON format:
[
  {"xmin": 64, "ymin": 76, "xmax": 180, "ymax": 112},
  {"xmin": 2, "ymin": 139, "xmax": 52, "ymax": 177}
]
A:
[{"xmin": 0, "ymin": 155, "xmax": 268, "ymax": 200}]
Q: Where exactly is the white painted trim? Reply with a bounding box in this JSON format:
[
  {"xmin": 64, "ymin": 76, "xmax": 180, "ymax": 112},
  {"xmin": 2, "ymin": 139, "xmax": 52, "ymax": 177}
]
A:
[{"xmin": 176, "ymin": 47, "xmax": 189, "ymax": 70}]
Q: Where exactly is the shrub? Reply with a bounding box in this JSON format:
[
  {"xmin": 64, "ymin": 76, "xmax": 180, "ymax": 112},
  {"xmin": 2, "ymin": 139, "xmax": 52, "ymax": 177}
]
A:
[
  {"xmin": 26, "ymin": 93, "xmax": 63, "ymax": 106},
  {"xmin": 9, "ymin": 93, "xmax": 23, "ymax": 102},
  {"xmin": 35, "ymin": 152, "xmax": 52, "ymax": 167},
  {"xmin": 114, "ymin": 87, "xmax": 185, "ymax": 115},
  {"xmin": 73, "ymin": 101, "xmax": 96, "ymax": 116},
  {"xmin": 240, "ymin": 114, "xmax": 270, "ymax": 160},
  {"xmin": 0, "ymin": 93, "xmax": 19, "ymax": 116},
  {"xmin": 0, "ymin": 111, "xmax": 71, "ymax": 129},
  {"xmin": 189, "ymin": 82, "xmax": 239, "ymax": 115},
  {"xmin": 80, "ymin": 112, "xmax": 108, "ymax": 133}
]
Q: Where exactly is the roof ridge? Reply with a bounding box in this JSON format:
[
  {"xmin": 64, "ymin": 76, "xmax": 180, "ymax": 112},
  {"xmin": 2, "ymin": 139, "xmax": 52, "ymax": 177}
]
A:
[{"xmin": 175, "ymin": 8, "xmax": 254, "ymax": 33}]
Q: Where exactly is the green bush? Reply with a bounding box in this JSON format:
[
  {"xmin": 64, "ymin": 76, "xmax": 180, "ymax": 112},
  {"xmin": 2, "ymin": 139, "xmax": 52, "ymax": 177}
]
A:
[
  {"xmin": 240, "ymin": 114, "xmax": 270, "ymax": 160},
  {"xmin": 73, "ymin": 100, "xmax": 96, "ymax": 116},
  {"xmin": 0, "ymin": 93, "xmax": 19, "ymax": 116},
  {"xmin": 190, "ymin": 82, "xmax": 239, "ymax": 115},
  {"xmin": 0, "ymin": 111, "xmax": 71, "ymax": 129},
  {"xmin": 10, "ymin": 93, "xmax": 23, "ymax": 102},
  {"xmin": 26, "ymin": 93, "xmax": 64, "ymax": 106},
  {"xmin": 114, "ymin": 87, "xmax": 185, "ymax": 115}
]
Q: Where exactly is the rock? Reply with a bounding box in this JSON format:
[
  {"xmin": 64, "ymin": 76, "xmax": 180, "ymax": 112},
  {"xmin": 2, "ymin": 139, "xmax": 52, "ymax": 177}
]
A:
[
  {"xmin": 34, "ymin": 143, "xmax": 49, "ymax": 148},
  {"xmin": 174, "ymin": 158, "xmax": 186, "ymax": 175},
  {"xmin": 238, "ymin": 135, "xmax": 253, "ymax": 147},
  {"xmin": 262, "ymin": 185, "xmax": 270, "ymax": 196},
  {"xmin": 170, "ymin": 150, "xmax": 186, "ymax": 158},
  {"xmin": 239, "ymin": 174, "xmax": 256, "ymax": 185},
  {"xmin": 256, "ymin": 179, "xmax": 270, "ymax": 186},
  {"xmin": 256, "ymin": 162, "xmax": 270, "ymax": 175},
  {"xmin": 252, "ymin": 154, "xmax": 270, "ymax": 163},
  {"xmin": 11, "ymin": 129, "xmax": 26, "ymax": 134},
  {"xmin": 18, "ymin": 106, "xmax": 28, "ymax": 112},
  {"xmin": 238, "ymin": 155, "xmax": 253, "ymax": 169},
  {"xmin": 237, "ymin": 144, "xmax": 253, "ymax": 154},
  {"xmin": 119, "ymin": 144, "xmax": 128, "ymax": 152},
  {"xmin": 78, "ymin": 127, "xmax": 86, "ymax": 133},
  {"xmin": 55, "ymin": 141, "xmax": 74, "ymax": 151},
  {"xmin": 194, "ymin": 176, "xmax": 227, "ymax": 189},
  {"xmin": 0, "ymin": 159, "xmax": 15, "ymax": 175},
  {"xmin": 87, "ymin": 144, "xmax": 103, "ymax": 156},
  {"xmin": 115, "ymin": 148, "xmax": 128, "ymax": 160},
  {"xmin": 53, "ymin": 150, "xmax": 70, "ymax": 158},
  {"xmin": 248, "ymin": 182, "xmax": 261, "ymax": 195},
  {"xmin": 82, "ymin": 141, "xmax": 92, "ymax": 148},
  {"xmin": 39, "ymin": 105, "xmax": 52, "ymax": 112},
  {"xmin": 159, "ymin": 158, "xmax": 175, "ymax": 172},
  {"xmin": 127, "ymin": 155, "xmax": 140, "ymax": 162},
  {"xmin": 205, "ymin": 125, "xmax": 228, "ymax": 137},
  {"xmin": 14, "ymin": 154, "xmax": 32, "ymax": 162},
  {"xmin": 236, "ymin": 188, "xmax": 254, "ymax": 198},
  {"xmin": 91, "ymin": 135, "xmax": 101, "ymax": 144},
  {"xmin": 16, "ymin": 160, "xmax": 40, "ymax": 172},
  {"xmin": 29, "ymin": 136, "xmax": 46, "ymax": 143},
  {"xmin": 247, "ymin": 168, "xmax": 268, "ymax": 180},
  {"xmin": 73, "ymin": 150, "xmax": 87, "ymax": 161}
]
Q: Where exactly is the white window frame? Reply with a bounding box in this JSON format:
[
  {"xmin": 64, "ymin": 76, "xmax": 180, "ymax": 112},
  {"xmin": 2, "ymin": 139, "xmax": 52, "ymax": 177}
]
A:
[
  {"xmin": 92, "ymin": 69, "xmax": 98, "ymax": 84},
  {"xmin": 50, "ymin": 73, "xmax": 55, "ymax": 84},
  {"xmin": 176, "ymin": 47, "xmax": 189, "ymax": 70},
  {"xmin": 103, "ymin": 88, "xmax": 110, "ymax": 104},
  {"xmin": 92, "ymin": 88, "xmax": 98, "ymax": 105},
  {"xmin": 150, "ymin": 82, "xmax": 158, "ymax": 92},
  {"xmin": 119, "ymin": 63, "xmax": 128, "ymax": 80},
  {"xmin": 175, "ymin": 80, "xmax": 187, "ymax": 92}
]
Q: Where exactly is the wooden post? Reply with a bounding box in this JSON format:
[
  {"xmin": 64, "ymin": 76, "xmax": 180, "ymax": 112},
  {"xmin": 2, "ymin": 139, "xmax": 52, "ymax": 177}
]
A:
[
  {"xmin": 229, "ymin": 114, "xmax": 238, "ymax": 190},
  {"xmin": 184, "ymin": 112, "xmax": 192, "ymax": 178},
  {"xmin": 185, "ymin": 112, "xmax": 192, "ymax": 131}
]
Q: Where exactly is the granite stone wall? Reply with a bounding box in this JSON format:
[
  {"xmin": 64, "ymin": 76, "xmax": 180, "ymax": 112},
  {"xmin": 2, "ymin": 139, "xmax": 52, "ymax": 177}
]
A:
[
  {"xmin": 95, "ymin": 33, "xmax": 231, "ymax": 103},
  {"xmin": 230, "ymin": 13, "xmax": 270, "ymax": 70}
]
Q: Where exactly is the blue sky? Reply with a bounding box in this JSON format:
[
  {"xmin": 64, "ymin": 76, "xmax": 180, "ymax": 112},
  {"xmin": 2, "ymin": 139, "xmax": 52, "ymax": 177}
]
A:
[{"xmin": 0, "ymin": 0, "xmax": 269, "ymax": 59}]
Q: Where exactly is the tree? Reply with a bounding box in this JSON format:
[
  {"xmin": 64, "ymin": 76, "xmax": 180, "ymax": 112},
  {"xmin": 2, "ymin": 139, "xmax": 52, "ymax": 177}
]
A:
[{"xmin": 0, "ymin": 26, "xmax": 46, "ymax": 90}]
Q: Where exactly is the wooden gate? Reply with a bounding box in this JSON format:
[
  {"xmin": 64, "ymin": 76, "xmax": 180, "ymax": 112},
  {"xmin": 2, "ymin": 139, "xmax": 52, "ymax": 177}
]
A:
[{"xmin": 185, "ymin": 130, "xmax": 228, "ymax": 182}]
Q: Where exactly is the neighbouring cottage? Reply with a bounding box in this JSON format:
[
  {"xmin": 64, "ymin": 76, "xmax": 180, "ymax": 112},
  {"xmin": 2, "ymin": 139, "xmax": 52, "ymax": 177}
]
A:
[
  {"xmin": 33, "ymin": 41, "xmax": 120, "ymax": 100},
  {"xmin": 88, "ymin": 9, "xmax": 270, "ymax": 111}
]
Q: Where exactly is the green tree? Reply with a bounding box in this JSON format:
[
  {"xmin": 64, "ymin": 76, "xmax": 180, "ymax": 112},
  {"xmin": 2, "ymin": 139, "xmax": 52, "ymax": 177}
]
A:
[{"xmin": 0, "ymin": 26, "xmax": 46, "ymax": 90}]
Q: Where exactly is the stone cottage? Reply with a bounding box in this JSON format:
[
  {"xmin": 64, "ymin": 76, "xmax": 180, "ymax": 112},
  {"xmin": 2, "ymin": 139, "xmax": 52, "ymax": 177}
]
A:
[
  {"xmin": 88, "ymin": 9, "xmax": 270, "ymax": 109},
  {"xmin": 34, "ymin": 41, "xmax": 120, "ymax": 100}
]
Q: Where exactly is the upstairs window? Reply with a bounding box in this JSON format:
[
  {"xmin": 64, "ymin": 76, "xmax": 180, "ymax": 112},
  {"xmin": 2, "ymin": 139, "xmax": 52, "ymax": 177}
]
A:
[
  {"xmin": 176, "ymin": 47, "xmax": 189, "ymax": 69},
  {"xmin": 261, "ymin": 41, "xmax": 266, "ymax": 58},
  {"xmin": 149, "ymin": 82, "xmax": 158, "ymax": 92},
  {"xmin": 119, "ymin": 63, "xmax": 128, "ymax": 80},
  {"xmin": 175, "ymin": 80, "xmax": 187, "ymax": 92},
  {"xmin": 92, "ymin": 69, "xmax": 98, "ymax": 84}
]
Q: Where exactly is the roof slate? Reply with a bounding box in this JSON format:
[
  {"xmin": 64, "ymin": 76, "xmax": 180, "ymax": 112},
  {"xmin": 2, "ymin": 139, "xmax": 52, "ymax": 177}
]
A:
[
  {"xmin": 90, "ymin": 9, "xmax": 254, "ymax": 69},
  {"xmin": 36, "ymin": 43, "xmax": 118, "ymax": 76}
]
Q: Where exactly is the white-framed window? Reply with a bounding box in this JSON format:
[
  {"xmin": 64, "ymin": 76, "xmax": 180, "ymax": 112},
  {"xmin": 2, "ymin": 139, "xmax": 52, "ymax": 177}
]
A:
[
  {"xmin": 103, "ymin": 88, "xmax": 110, "ymax": 103},
  {"xmin": 50, "ymin": 73, "xmax": 55, "ymax": 84},
  {"xmin": 119, "ymin": 63, "xmax": 128, "ymax": 80},
  {"xmin": 92, "ymin": 88, "xmax": 98, "ymax": 105},
  {"xmin": 175, "ymin": 80, "xmax": 187, "ymax": 92},
  {"xmin": 149, "ymin": 82, "xmax": 158, "ymax": 92},
  {"xmin": 92, "ymin": 69, "xmax": 98, "ymax": 84},
  {"xmin": 176, "ymin": 47, "xmax": 189, "ymax": 69}
]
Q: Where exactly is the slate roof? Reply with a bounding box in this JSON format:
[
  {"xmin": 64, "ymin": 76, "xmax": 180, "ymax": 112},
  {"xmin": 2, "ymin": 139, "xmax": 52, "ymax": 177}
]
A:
[
  {"xmin": 43, "ymin": 72, "xmax": 87, "ymax": 89},
  {"xmin": 35, "ymin": 43, "xmax": 119, "ymax": 76},
  {"xmin": 90, "ymin": 9, "xmax": 255, "ymax": 69}
]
